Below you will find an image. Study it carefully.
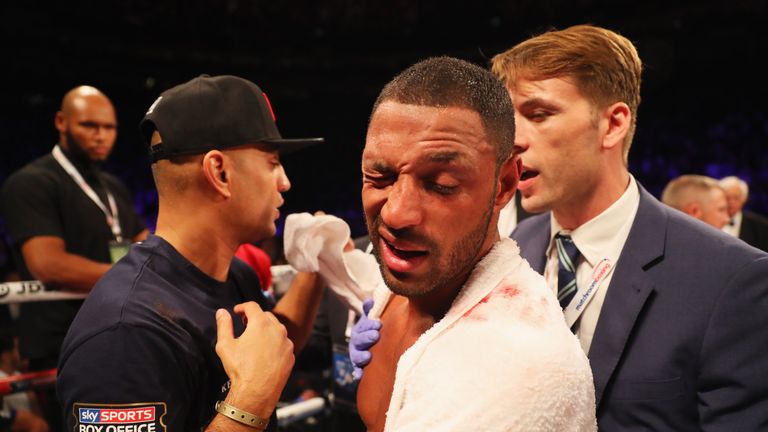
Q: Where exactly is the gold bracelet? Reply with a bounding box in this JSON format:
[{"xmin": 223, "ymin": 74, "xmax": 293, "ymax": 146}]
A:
[{"xmin": 214, "ymin": 400, "xmax": 269, "ymax": 430}]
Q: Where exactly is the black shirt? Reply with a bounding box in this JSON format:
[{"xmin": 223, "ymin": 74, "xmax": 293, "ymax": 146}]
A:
[
  {"xmin": 57, "ymin": 235, "xmax": 275, "ymax": 431},
  {"xmin": 0, "ymin": 150, "xmax": 145, "ymax": 362}
]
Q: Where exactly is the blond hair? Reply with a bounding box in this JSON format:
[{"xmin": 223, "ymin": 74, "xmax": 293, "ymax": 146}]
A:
[
  {"xmin": 661, "ymin": 175, "xmax": 723, "ymax": 211},
  {"xmin": 491, "ymin": 25, "xmax": 642, "ymax": 165},
  {"xmin": 719, "ymin": 176, "xmax": 749, "ymax": 200}
]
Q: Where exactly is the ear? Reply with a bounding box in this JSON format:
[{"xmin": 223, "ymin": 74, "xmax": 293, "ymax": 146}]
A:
[
  {"xmin": 54, "ymin": 111, "xmax": 71, "ymax": 150},
  {"xmin": 494, "ymin": 154, "xmax": 521, "ymax": 211},
  {"xmin": 601, "ymin": 102, "xmax": 631, "ymax": 151},
  {"xmin": 201, "ymin": 151, "xmax": 232, "ymax": 199},
  {"xmin": 684, "ymin": 202, "xmax": 702, "ymax": 218},
  {"xmin": 54, "ymin": 111, "xmax": 66, "ymax": 134}
]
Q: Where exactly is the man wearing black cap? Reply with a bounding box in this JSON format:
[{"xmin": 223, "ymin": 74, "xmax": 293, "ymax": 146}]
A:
[{"xmin": 57, "ymin": 75, "xmax": 325, "ymax": 431}]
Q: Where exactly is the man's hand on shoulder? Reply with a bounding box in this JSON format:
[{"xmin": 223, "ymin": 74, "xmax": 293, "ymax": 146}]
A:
[{"xmin": 349, "ymin": 298, "xmax": 381, "ymax": 380}]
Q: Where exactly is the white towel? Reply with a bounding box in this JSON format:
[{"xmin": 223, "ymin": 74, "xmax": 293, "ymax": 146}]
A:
[
  {"xmin": 369, "ymin": 238, "xmax": 597, "ymax": 432},
  {"xmin": 283, "ymin": 213, "xmax": 384, "ymax": 315}
]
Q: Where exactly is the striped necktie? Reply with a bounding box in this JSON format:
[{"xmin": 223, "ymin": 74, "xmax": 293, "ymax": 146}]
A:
[{"xmin": 555, "ymin": 233, "xmax": 581, "ymax": 309}]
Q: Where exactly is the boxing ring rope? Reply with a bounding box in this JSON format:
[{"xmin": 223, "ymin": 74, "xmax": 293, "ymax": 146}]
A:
[
  {"xmin": 0, "ymin": 277, "xmax": 326, "ymax": 425},
  {"xmin": 0, "ymin": 281, "xmax": 87, "ymax": 304},
  {"xmin": 0, "ymin": 369, "xmax": 326, "ymax": 424},
  {"xmin": 0, "ymin": 282, "xmax": 82, "ymax": 396},
  {"xmin": 276, "ymin": 397, "xmax": 326, "ymax": 427},
  {"xmin": 0, "ymin": 369, "xmax": 57, "ymax": 396}
]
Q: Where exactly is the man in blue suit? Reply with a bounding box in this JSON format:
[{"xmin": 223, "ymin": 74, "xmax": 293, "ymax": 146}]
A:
[{"xmin": 490, "ymin": 24, "xmax": 768, "ymax": 430}]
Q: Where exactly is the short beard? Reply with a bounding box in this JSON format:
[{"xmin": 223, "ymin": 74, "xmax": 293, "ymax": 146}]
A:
[
  {"xmin": 64, "ymin": 130, "xmax": 105, "ymax": 168},
  {"xmin": 368, "ymin": 186, "xmax": 496, "ymax": 299}
]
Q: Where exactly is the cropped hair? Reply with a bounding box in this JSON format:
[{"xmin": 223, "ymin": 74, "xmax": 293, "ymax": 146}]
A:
[
  {"xmin": 371, "ymin": 56, "xmax": 516, "ymax": 168},
  {"xmin": 661, "ymin": 175, "xmax": 723, "ymax": 210},
  {"xmin": 719, "ymin": 175, "xmax": 749, "ymax": 200},
  {"xmin": 491, "ymin": 25, "xmax": 642, "ymax": 165}
]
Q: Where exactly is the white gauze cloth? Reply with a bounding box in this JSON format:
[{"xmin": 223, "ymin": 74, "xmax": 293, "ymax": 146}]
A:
[
  {"xmin": 369, "ymin": 238, "xmax": 597, "ymax": 432},
  {"xmin": 283, "ymin": 213, "xmax": 384, "ymax": 315}
]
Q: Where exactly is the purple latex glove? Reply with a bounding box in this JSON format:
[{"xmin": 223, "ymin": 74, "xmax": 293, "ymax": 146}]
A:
[{"xmin": 349, "ymin": 298, "xmax": 381, "ymax": 380}]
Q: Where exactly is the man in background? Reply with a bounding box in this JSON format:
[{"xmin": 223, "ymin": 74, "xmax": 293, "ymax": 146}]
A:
[
  {"xmin": 661, "ymin": 174, "xmax": 730, "ymax": 229},
  {"xmin": 1, "ymin": 86, "xmax": 147, "ymax": 429},
  {"xmin": 719, "ymin": 175, "xmax": 768, "ymax": 251}
]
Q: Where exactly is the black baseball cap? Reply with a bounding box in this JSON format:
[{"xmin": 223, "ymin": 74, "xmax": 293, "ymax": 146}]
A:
[{"xmin": 140, "ymin": 74, "xmax": 323, "ymax": 162}]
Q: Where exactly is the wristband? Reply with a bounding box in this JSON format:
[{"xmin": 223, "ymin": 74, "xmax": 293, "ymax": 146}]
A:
[{"xmin": 215, "ymin": 400, "xmax": 269, "ymax": 430}]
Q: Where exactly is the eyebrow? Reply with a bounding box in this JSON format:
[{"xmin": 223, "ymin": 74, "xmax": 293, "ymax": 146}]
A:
[
  {"xmin": 363, "ymin": 151, "xmax": 468, "ymax": 172},
  {"xmin": 516, "ymin": 97, "xmax": 559, "ymax": 111},
  {"xmin": 79, "ymin": 120, "xmax": 117, "ymax": 125},
  {"xmin": 365, "ymin": 161, "xmax": 394, "ymax": 173},
  {"xmin": 426, "ymin": 151, "xmax": 462, "ymax": 163}
]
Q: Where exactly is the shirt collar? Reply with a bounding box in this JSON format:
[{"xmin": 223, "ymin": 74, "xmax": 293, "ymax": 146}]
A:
[
  {"xmin": 548, "ymin": 175, "xmax": 640, "ymax": 266},
  {"xmin": 733, "ymin": 211, "xmax": 743, "ymax": 226}
]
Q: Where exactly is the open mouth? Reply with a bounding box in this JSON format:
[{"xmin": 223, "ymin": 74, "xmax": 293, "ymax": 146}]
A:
[
  {"xmin": 520, "ymin": 168, "xmax": 539, "ymax": 181},
  {"xmin": 385, "ymin": 239, "xmax": 428, "ymax": 259},
  {"xmin": 379, "ymin": 235, "xmax": 429, "ymax": 273}
]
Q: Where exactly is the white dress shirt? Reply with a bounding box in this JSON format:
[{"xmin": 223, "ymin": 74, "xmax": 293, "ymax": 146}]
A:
[
  {"xmin": 722, "ymin": 211, "xmax": 742, "ymax": 237},
  {"xmin": 544, "ymin": 175, "xmax": 640, "ymax": 353},
  {"xmin": 497, "ymin": 195, "xmax": 518, "ymax": 238}
]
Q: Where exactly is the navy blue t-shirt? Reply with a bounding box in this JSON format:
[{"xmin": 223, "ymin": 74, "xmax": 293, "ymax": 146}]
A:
[{"xmin": 57, "ymin": 235, "xmax": 276, "ymax": 431}]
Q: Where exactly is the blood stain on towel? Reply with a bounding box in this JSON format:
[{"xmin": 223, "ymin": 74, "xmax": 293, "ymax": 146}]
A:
[
  {"xmin": 461, "ymin": 284, "xmax": 521, "ymax": 321},
  {"xmin": 497, "ymin": 284, "xmax": 520, "ymax": 298},
  {"xmin": 462, "ymin": 293, "xmax": 491, "ymax": 320}
]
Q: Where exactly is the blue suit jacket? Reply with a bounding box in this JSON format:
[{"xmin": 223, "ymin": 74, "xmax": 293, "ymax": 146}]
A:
[{"xmin": 512, "ymin": 184, "xmax": 768, "ymax": 431}]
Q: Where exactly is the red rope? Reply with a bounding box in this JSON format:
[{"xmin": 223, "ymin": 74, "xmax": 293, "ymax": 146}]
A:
[{"xmin": 0, "ymin": 368, "xmax": 57, "ymax": 395}]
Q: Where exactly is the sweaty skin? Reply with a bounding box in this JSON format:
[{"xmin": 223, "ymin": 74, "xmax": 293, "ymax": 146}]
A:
[{"xmin": 357, "ymin": 296, "xmax": 425, "ymax": 431}]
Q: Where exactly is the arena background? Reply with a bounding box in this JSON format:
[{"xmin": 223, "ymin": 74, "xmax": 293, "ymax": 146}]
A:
[{"xmin": 2, "ymin": 1, "xmax": 767, "ymax": 241}]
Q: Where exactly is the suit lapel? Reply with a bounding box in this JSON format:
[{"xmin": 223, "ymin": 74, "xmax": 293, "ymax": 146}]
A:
[
  {"xmin": 512, "ymin": 212, "xmax": 550, "ymax": 273},
  {"xmin": 588, "ymin": 185, "xmax": 666, "ymax": 407}
]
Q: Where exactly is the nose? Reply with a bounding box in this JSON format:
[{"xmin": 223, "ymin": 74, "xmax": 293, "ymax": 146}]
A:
[
  {"xmin": 277, "ymin": 165, "xmax": 291, "ymax": 193},
  {"xmin": 92, "ymin": 125, "xmax": 116, "ymax": 144},
  {"xmin": 512, "ymin": 112, "xmax": 530, "ymax": 155},
  {"xmin": 92, "ymin": 126, "xmax": 106, "ymax": 142},
  {"xmin": 380, "ymin": 177, "xmax": 422, "ymax": 230}
]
